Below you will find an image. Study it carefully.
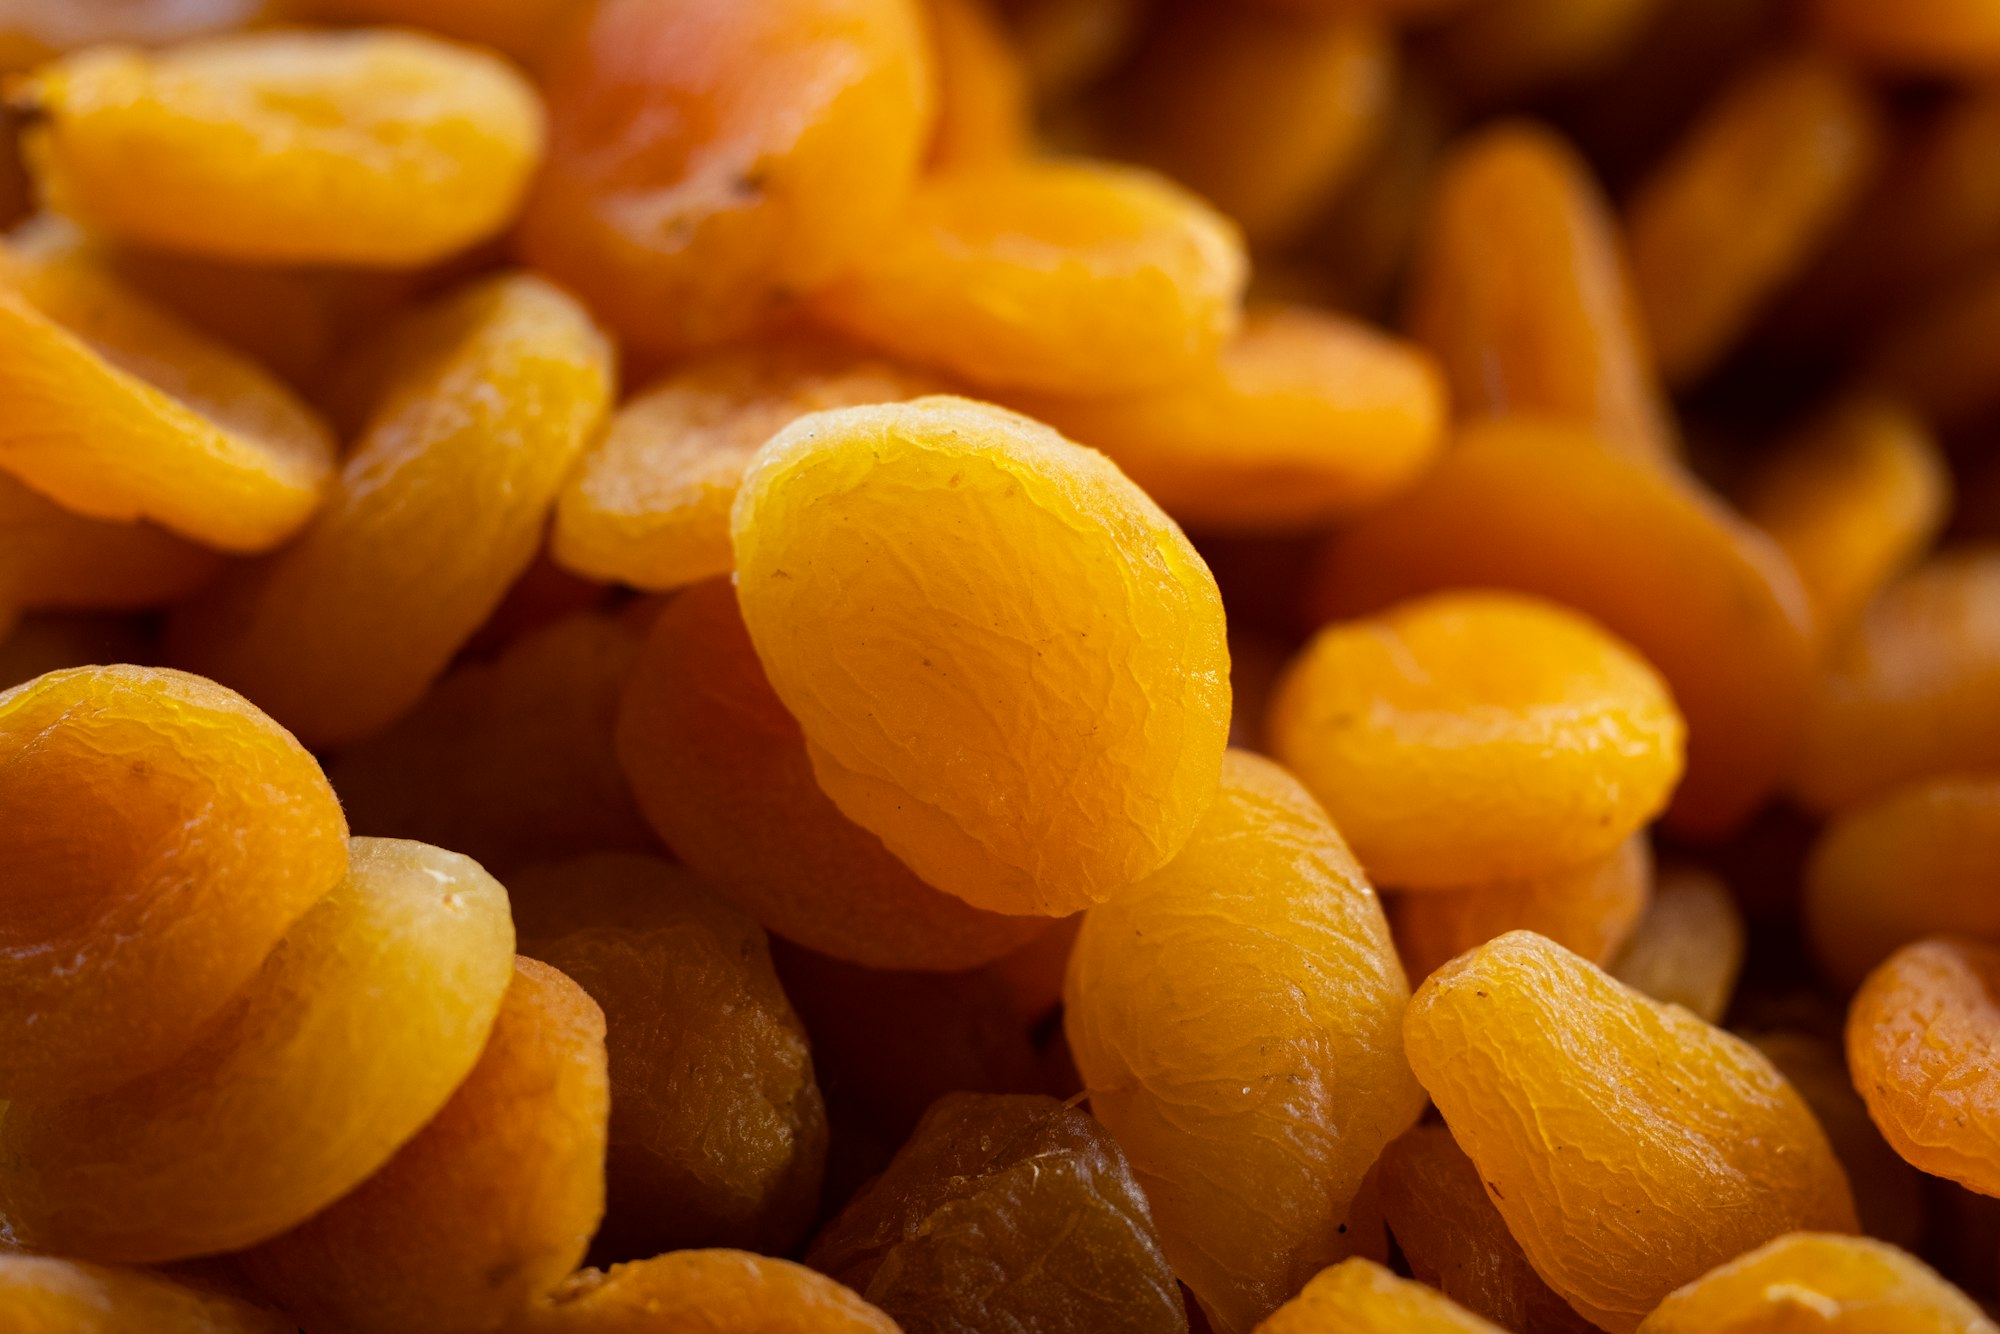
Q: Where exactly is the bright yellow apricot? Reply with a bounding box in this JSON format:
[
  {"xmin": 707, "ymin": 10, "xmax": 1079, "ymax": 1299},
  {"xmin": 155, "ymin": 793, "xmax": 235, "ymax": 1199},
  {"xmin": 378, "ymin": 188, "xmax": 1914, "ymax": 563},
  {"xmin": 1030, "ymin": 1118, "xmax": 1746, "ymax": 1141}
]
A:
[
  {"xmin": 1639, "ymin": 1232, "xmax": 1996, "ymax": 1333},
  {"xmin": 1252, "ymin": 1259, "xmax": 1504, "ymax": 1334}
]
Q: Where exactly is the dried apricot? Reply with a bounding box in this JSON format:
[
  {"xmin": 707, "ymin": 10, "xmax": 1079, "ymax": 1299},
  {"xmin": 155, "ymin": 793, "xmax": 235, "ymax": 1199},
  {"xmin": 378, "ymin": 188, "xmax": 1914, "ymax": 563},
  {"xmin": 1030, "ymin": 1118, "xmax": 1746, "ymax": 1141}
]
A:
[
  {"xmin": 999, "ymin": 0, "xmax": 1144, "ymax": 103},
  {"xmin": 513, "ymin": 1251, "xmax": 900, "ymax": 1334},
  {"xmin": 1608, "ymin": 866, "xmax": 1746, "ymax": 1022},
  {"xmin": 1432, "ymin": 0, "xmax": 1663, "ymax": 103},
  {"xmin": 923, "ymin": 0, "xmax": 1031, "ymax": 169},
  {"xmin": 1868, "ymin": 261, "xmax": 2000, "ymax": 432},
  {"xmin": 0, "ymin": 664, "xmax": 346, "ymax": 1100},
  {"xmin": 1065, "ymin": 750, "xmax": 1424, "ymax": 1334},
  {"xmin": 240, "ymin": 957, "xmax": 609, "ymax": 1334},
  {"xmin": 731, "ymin": 397, "xmax": 1230, "ymax": 916},
  {"xmin": 169, "ymin": 272, "xmax": 614, "ymax": 748},
  {"xmin": 1638, "ymin": 1232, "xmax": 1996, "ymax": 1333},
  {"xmin": 0, "ymin": 1254, "xmax": 291, "ymax": 1334},
  {"xmin": 1404, "ymin": 931, "xmax": 1857, "ymax": 1333},
  {"xmin": 1270, "ymin": 592, "xmax": 1682, "ymax": 888},
  {"xmin": 1251, "ymin": 1258, "xmax": 1503, "ymax": 1334},
  {"xmin": 1813, "ymin": 0, "xmax": 2000, "ymax": 77},
  {"xmin": 0, "ymin": 469, "xmax": 220, "ymax": 612}
]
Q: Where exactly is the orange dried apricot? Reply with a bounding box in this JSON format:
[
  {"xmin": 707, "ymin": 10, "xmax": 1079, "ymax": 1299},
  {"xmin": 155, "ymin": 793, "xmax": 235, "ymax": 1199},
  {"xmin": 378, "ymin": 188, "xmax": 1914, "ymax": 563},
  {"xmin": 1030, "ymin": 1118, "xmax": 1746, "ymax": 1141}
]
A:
[
  {"xmin": 0, "ymin": 664, "xmax": 347, "ymax": 1100},
  {"xmin": 1405, "ymin": 122, "xmax": 1675, "ymax": 466},
  {"xmin": 513, "ymin": 1251, "xmax": 901, "ymax": 1334},
  {"xmin": 19, "ymin": 29, "xmax": 545, "ymax": 267},
  {"xmin": 1251, "ymin": 1258, "xmax": 1503, "ymax": 1334},
  {"xmin": 1638, "ymin": 1232, "xmax": 1997, "ymax": 1333},
  {"xmin": 240, "ymin": 957, "xmax": 609, "ymax": 1334},
  {"xmin": 1008, "ymin": 306, "xmax": 1446, "ymax": 535},
  {"xmin": 1405, "ymin": 931, "xmax": 1857, "ymax": 1333},
  {"xmin": 0, "ymin": 468, "xmax": 221, "ymax": 612},
  {"xmin": 0, "ymin": 836, "xmax": 515, "ymax": 1262},
  {"xmin": 1813, "ymin": 0, "xmax": 2000, "ymax": 77},
  {"xmin": 731, "ymin": 397, "xmax": 1231, "ymax": 916},
  {"xmin": 1310, "ymin": 415, "xmax": 1816, "ymax": 836},
  {"xmin": 1608, "ymin": 866, "xmax": 1746, "ymax": 1022},
  {"xmin": 806, "ymin": 1093, "xmax": 1186, "ymax": 1334},
  {"xmin": 616, "ymin": 579, "xmax": 1043, "ymax": 971},
  {"xmin": 998, "ymin": 0, "xmax": 1144, "ymax": 103},
  {"xmin": 1269, "ymin": 592, "xmax": 1683, "ymax": 888},
  {"xmin": 169, "ymin": 272, "xmax": 614, "ymax": 749},
  {"xmin": 517, "ymin": 0, "xmax": 932, "ymax": 359},
  {"xmin": 923, "ymin": 0, "xmax": 1031, "ymax": 170},
  {"xmin": 0, "ymin": 1254, "xmax": 291, "ymax": 1334},
  {"xmin": 1433, "ymin": 0, "xmax": 1664, "ymax": 103},
  {"xmin": 811, "ymin": 160, "xmax": 1247, "ymax": 396},
  {"xmin": 1065, "ymin": 751, "xmax": 1424, "ymax": 1334}
]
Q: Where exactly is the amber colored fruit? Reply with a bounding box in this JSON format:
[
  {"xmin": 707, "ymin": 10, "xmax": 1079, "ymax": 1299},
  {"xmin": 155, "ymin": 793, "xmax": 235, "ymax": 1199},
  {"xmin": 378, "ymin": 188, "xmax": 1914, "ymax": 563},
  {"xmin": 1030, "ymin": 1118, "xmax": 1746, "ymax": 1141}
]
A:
[
  {"xmin": 1868, "ymin": 261, "xmax": 2000, "ymax": 431},
  {"xmin": 1405, "ymin": 931, "xmax": 1857, "ymax": 1333},
  {"xmin": 1607, "ymin": 866, "xmax": 1745, "ymax": 1023},
  {"xmin": 812, "ymin": 161, "xmax": 1247, "ymax": 396},
  {"xmin": 988, "ymin": 912, "xmax": 1083, "ymax": 1023},
  {"xmin": 1742, "ymin": 398, "xmax": 1949, "ymax": 641},
  {"xmin": 1251, "ymin": 1258, "xmax": 1504, "ymax": 1334},
  {"xmin": 329, "ymin": 608, "xmax": 654, "ymax": 877},
  {"xmin": 1392, "ymin": 836, "xmax": 1653, "ymax": 983},
  {"xmin": 0, "ymin": 664, "xmax": 347, "ymax": 1100},
  {"xmin": 1792, "ymin": 550, "xmax": 2000, "ymax": 815},
  {"xmin": 513, "ymin": 1251, "xmax": 901, "ymax": 1334},
  {"xmin": 552, "ymin": 335, "xmax": 943, "ymax": 593},
  {"xmin": 1639, "ymin": 1232, "xmax": 1997, "ymax": 1333},
  {"xmin": 1378, "ymin": 1126, "xmax": 1598, "ymax": 1334},
  {"xmin": 0, "ymin": 837, "xmax": 515, "ymax": 1262},
  {"xmin": 1000, "ymin": 0, "xmax": 1145, "ymax": 102},
  {"xmin": 808, "ymin": 1093, "xmax": 1186, "ymax": 1334},
  {"xmin": 522, "ymin": 854, "xmax": 828, "ymax": 1260},
  {"xmin": 1008, "ymin": 307, "xmax": 1445, "ymax": 535},
  {"xmin": 1065, "ymin": 751, "xmax": 1424, "ymax": 1334},
  {"xmin": 1270, "ymin": 592, "xmax": 1682, "ymax": 889},
  {"xmin": 168, "ymin": 273, "xmax": 614, "ymax": 749},
  {"xmin": 1626, "ymin": 54, "xmax": 1883, "ymax": 387},
  {"xmin": 924, "ymin": 0, "xmax": 1031, "ymax": 169},
  {"xmin": 0, "ymin": 1254, "xmax": 292, "ymax": 1334},
  {"xmin": 1406, "ymin": 122, "xmax": 1674, "ymax": 465},
  {"xmin": 299, "ymin": 0, "xmax": 583, "ymax": 69},
  {"xmin": 616, "ymin": 579, "xmax": 1043, "ymax": 971},
  {"xmin": 517, "ymin": 0, "xmax": 931, "ymax": 358},
  {"xmin": 0, "ymin": 469, "xmax": 221, "ymax": 612},
  {"xmin": 240, "ymin": 958, "xmax": 609, "ymax": 1334},
  {"xmin": 1310, "ymin": 416, "xmax": 1816, "ymax": 837},
  {"xmin": 0, "ymin": 236, "xmax": 335, "ymax": 552},
  {"xmin": 732, "ymin": 397, "xmax": 1231, "ymax": 916},
  {"xmin": 20, "ymin": 29, "xmax": 545, "ymax": 267},
  {"xmin": 1813, "ymin": 0, "xmax": 2000, "ymax": 75},
  {"xmin": 1432, "ymin": 0, "xmax": 1663, "ymax": 103}
]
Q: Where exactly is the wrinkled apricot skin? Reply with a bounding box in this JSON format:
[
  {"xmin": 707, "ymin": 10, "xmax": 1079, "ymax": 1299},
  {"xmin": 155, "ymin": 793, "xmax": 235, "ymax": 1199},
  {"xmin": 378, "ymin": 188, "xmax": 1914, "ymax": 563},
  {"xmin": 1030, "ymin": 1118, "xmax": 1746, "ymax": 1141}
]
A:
[
  {"xmin": 0, "ymin": 664, "xmax": 347, "ymax": 1101},
  {"xmin": 617, "ymin": 580, "xmax": 1044, "ymax": 971},
  {"xmin": 1310, "ymin": 416, "xmax": 1816, "ymax": 837},
  {"xmin": 1065, "ymin": 751, "xmax": 1424, "ymax": 1334},
  {"xmin": 1608, "ymin": 866, "xmax": 1745, "ymax": 1022},
  {"xmin": 1638, "ymin": 1232, "xmax": 1997, "ymax": 1333},
  {"xmin": 731, "ymin": 397, "xmax": 1231, "ymax": 917},
  {"xmin": 517, "ymin": 0, "xmax": 932, "ymax": 358},
  {"xmin": 1814, "ymin": 0, "xmax": 2000, "ymax": 76},
  {"xmin": 1405, "ymin": 932, "xmax": 1858, "ymax": 1334},
  {"xmin": 511, "ymin": 1251, "xmax": 901, "ymax": 1334},
  {"xmin": 811, "ymin": 161, "xmax": 1248, "ymax": 396},
  {"xmin": 21, "ymin": 30, "xmax": 546, "ymax": 267},
  {"xmin": 0, "ymin": 837, "xmax": 516, "ymax": 1263},
  {"xmin": 1251, "ymin": 1258, "xmax": 1504, "ymax": 1334},
  {"xmin": 169, "ymin": 273, "xmax": 614, "ymax": 749},
  {"xmin": 240, "ymin": 957, "xmax": 609, "ymax": 1334},
  {"xmin": 807, "ymin": 1093, "xmax": 1187, "ymax": 1334},
  {"xmin": 0, "ymin": 1254, "xmax": 293, "ymax": 1334}
]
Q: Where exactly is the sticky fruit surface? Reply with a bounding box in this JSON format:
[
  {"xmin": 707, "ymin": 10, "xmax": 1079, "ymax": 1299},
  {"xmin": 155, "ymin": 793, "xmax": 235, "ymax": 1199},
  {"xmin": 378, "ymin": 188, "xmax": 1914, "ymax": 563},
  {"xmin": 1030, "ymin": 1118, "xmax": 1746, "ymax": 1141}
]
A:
[
  {"xmin": 1251, "ymin": 1258, "xmax": 1505, "ymax": 1334},
  {"xmin": 1637, "ymin": 1231, "xmax": 1997, "ymax": 1333}
]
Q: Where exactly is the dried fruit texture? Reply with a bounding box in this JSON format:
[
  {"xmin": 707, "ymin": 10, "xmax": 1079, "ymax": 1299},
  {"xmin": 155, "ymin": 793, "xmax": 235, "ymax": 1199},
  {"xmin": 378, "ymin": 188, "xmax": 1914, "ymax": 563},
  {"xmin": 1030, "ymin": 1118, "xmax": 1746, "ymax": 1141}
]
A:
[
  {"xmin": 1008, "ymin": 307, "xmax": 1446, "ymax": 535},
  {"xmin": 0, "ymin": 468, "xmax": 221, "ymax": 612},
  {"xmin": 808, "ymin": 1093, "xmax": 1186, "ymax": 1334},
  {"xmin": 513, "ymin": 1252, "xmax": 901, "ymax": 1334},
  {"xmin": 1269, "ymin": 592, "xmax": 1683, "ymax": 889},
  {"xmin": 240, "ymin": 958, "xmax": 608, "ymax": 1334},
  {"xmin": 1108, "ymin": 4, "xmax": 1393, "ymax": 248},
  {"xmin": 1378, "ymin": 1127, "xmax": 1599, "ymax": 1334},
  {"xmin": 522, "ymin": 855, "xmax": 828, "ymax": 1260},
  {"xmin": 1405, "ymin": 123, "xmax": 1674, "ymax": 467},
  {"xmin": 1848, "ymin": 938, "xmax": 2000, "ymax": 1197},
  {"xmin": 1251, "ymin": 1258, "xmax": 1504, "ymax": 1334},
  {"xmin": 1432, "ymin": 0, "xmax": 1664, "ymax": 104},
  {"xmin": 329, "ymin": 608, "xmax": 655, "ymax": 877},
  {"xmin": 0, "ymin": 237, "xmax": 335, "ymax": 552},
  {"xmin": 1626, "ymin": 55, "xmax": 1883, "ymax": 387},
  {"xmin": 553, "ymin": 336, "xmax": 944, "ymax": 593},
  {"xmin": 731, "ymin": 397, "xmax": 1231, "ymax": 916},
  {"xmin": 1392, "ymin": 836, "xmax": 1654, "ymax": 984},
  {"xmin": 299, "ymin": 0, "xmax": 583, "ymax": 70},
  {"xmin": 1064, "ymin": 751, "xmax": 1424, "ymax": 1334},
  {"xmin": 617, "ymin": 579, "xmax": 1042, "ymax": 970},
  {"xmin": 0, "ymin": 664, "xmax": 346, "ymax": 1100},
  {"xmin": 0, "ymin": 1255, "xmax": 292, "ymax": 1334},
  {"xmin": 1868, "ymin": 263, "xmax": 2000, "ymax": 432},
  {"xmin": 811, "ymin": 161, "xmax": 1248, "ymax": 396},
  {"xmin": 1792, "ymin": 550, "xmax": 2000, "ymax": 816},
  {"xmin": 1638, "ymin": 1232, "xmax": 1998, "ymax": 1333},
  {"xmin": 1813, "ymin": 0, "xmax": 2000, "ymax": 76},
  {"xmin": 0, "ymin": 837, "xmax": 515, "ymax": 1262},
  {"xmin": 924, "ymin": 0, "xmax": 1031, "ymax": 169},
  {"xmin": 1742, "ymin": 398, "xmax": 1949, "ymax": 641},
  {"xmin": 1608, "ymin": 866, "xmax": 1745, "ymax": 1023},
  {"xmin": 20, "ymin": 29, "xmax": 546, "ymax": 267},
  {"xmin": 169, "ymin": 273, "xmax": 614, "ymax": 749},
  {"xmin": 1309, "ymin": 416, "xmax": 1817, "ymax": 837},
  {"xmin": 1404, "ymin": 932, "xmax": 1858, "ymax": 1334},
  {"xmin": 518, "ymin": 0, "xmax": 931, "ymax": 359}
]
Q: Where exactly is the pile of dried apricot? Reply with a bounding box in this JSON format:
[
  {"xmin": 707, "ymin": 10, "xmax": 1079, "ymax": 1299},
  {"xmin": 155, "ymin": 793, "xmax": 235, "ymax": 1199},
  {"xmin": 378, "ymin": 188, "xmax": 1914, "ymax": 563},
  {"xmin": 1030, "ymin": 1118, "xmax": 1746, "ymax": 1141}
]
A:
[{"xmin": 5, "ymin": 0, "xmax": 2000, "ymax": 1331}]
